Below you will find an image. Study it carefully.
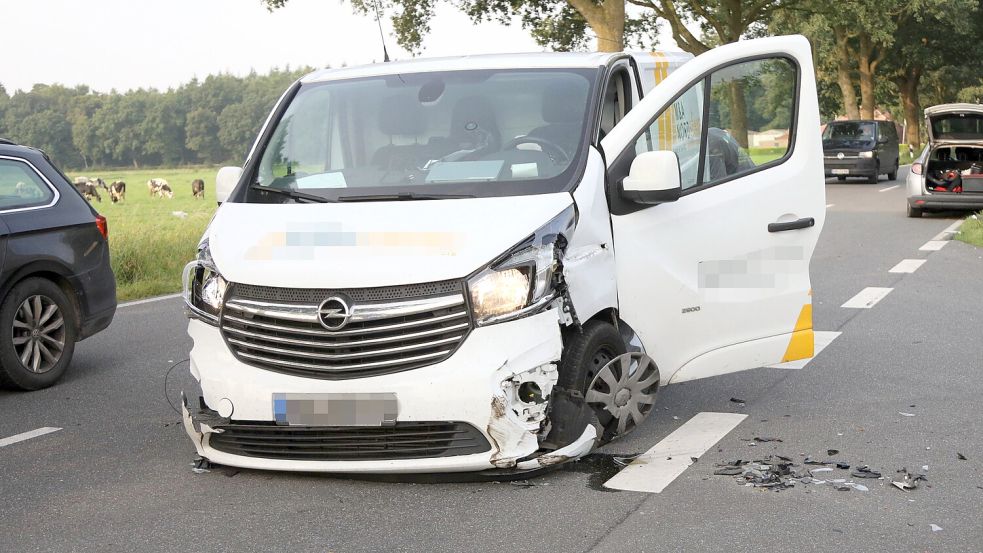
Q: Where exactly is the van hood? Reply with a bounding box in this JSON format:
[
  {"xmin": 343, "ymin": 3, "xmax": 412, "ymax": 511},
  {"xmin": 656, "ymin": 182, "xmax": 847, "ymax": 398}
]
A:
[
  {"xmin": 925, "ymin": 103, "xmax": 983, "ymax": 144},
  {"xmin": 207, "ymin": 193, "xmax": 574, "ymax": 289}
]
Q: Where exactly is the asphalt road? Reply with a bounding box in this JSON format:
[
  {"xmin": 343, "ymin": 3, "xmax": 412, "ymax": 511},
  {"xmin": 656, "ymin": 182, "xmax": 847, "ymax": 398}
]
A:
[{"xmin": 2, "ymin": 167, "xmax": 981, "ymax": 553}]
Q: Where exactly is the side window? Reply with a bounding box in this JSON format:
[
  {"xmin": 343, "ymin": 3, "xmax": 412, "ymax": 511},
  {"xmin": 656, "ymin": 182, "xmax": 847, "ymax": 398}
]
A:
[
  {"xmin": 0, "ymin": 158, "xmax": 55, "ymax": 211},
  {"xmin": 704, "ymin": 57, "xmax": 796, "ymax": 185},
  {"xmin": 634, "ymin": 81, "xmax": 704, "ymax": 189},
  {"xmin": 600, "ymin": 69, "xmax": 632, "ymax": 139}
]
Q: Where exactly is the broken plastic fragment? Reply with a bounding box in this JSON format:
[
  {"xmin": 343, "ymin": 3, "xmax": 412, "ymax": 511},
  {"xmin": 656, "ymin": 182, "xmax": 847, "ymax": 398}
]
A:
[
  {"xmin": 730, "ymin": 397, "xmax": 746, "ymax": 404},
  {"xmin": 827, "ymin": 449, "xmax": 839, "ymax": 456},
  {"xmin": 930, "ymin": 524, "xmax": 943, "ymax": 532},
  {"xmin": 810, "ymin": 467, "xmax": 834, "ymax": 474},
  {"xmin": 843, "ymin": 482, "xmax": 868, "ymax": 492},
  {"xmin": 892, "ymin": 468, "xmax": 927, "ymax": 491},
  {"xmin": 957, "ymin": 452, "xmax": 967, "ymax": 460},
  {"xmin": 898, "ymin": 412, "xmax": 916, "ymax": 417},
  {"xmin": 851, "ymin": 466, "xmax": 882, "ymax": 479},
  {"xmin": 836, "ymin": 462, "xmax": 851, "ymax": 470},
  {"xmin": 612, "ymin": 454, "xmax": 639, "ymax": 467},
  {"xmin": 714, "ymin": 466, "xmax": 744, "ymax": 476}
]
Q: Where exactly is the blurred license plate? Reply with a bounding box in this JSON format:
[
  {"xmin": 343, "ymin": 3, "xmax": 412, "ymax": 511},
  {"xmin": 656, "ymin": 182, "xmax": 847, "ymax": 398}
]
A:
[
  {"xmin": 273, "ymin": 393, "xmax": 397, "ymax": 426},
  {"xmin": 832, "ymin": 169, "xmax": 850, "ymax": 175}
]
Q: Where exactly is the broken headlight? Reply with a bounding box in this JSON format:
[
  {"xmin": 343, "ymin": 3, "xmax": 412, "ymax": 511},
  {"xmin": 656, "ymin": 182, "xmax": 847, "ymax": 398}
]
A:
[
  {"xmin": 182, "ymin": 238, "xmax": 227, "ymax": 325},
  {"xmin": 468, "ymin": 205, "xmax": 575, "ymax": 326}
]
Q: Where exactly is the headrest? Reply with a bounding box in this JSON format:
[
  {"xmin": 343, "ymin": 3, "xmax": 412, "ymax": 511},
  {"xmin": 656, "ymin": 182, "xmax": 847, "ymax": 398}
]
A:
[
  {"xmin": 378, "ymin": 95, "xmax": 426, "ymax": 136},
  {"xmin": 542, "ymin": 82, "xmax": 587, "ymax": 124}
]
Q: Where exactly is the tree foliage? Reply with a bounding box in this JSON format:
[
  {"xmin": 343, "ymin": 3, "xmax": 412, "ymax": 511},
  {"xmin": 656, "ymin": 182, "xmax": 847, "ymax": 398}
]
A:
[{"xmin": 0, "ymin": 68, "xmax": 310, "ymax": 169}]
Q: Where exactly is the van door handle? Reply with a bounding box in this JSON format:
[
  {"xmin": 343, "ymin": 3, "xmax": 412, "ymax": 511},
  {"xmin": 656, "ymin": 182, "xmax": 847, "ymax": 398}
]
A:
[{"xmin": 768, "ymin": 217, "xmax": 815, "ymax": 233}]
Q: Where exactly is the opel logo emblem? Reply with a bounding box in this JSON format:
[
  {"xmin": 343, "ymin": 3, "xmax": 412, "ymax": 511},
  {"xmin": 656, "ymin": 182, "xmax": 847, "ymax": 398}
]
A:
[
  {"xmin": 317, "ymin": 297, "xmax": 351, "ymax": 331},
  {"xmin": 837, "ymin": 152, "xmax": 845, "ymax": 160}
]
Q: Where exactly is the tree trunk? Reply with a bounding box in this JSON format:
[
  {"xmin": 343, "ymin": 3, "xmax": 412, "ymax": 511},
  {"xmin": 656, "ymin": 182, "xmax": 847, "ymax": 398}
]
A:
[
  {"xmin": 856, "ymin": 34, "xmax": 876, "ymax": 120},
  {"xmin": 729, "ymin": 80, "xmax": 749, "ymax": 148},
  {"xmin": 896, "ymin": 67, "xmax": 923, "ymax": 150},
  {"xmin": 569, "ymin": 0, "xmax": 625, "ymax": 52},
  {"xmin": 832, "ymin": 27, "xmax": 860, "ymax": 120}
]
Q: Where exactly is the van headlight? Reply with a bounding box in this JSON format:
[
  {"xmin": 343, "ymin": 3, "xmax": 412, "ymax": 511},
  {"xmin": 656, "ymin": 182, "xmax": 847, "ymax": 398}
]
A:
[
  {"xmin": 468, "ymin": 205, "xmax": 575, "ymax": 326},
  {"xmin": 182, "ymin": 238, "xmax": 227, "ymax": 325},
  {"xmin": 859, "ymin": 151, "xmax": 874, "ymax": 158}
]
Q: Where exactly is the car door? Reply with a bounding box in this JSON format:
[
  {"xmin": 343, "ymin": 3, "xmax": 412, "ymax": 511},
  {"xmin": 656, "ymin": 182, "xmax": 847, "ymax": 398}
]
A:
[{"xmin": 600, "ymin": 35, "xmax": 825, "ymax": 384}]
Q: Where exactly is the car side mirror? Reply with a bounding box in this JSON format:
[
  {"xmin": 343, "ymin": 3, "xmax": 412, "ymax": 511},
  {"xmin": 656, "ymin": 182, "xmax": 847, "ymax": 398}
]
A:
[
  {"xmin": 215, "ymin": 166, "xmax": 243, "ymax": 205},
  {"xmin": 620, "ymin": 150, "xmax": 682, "ymax": 205}
]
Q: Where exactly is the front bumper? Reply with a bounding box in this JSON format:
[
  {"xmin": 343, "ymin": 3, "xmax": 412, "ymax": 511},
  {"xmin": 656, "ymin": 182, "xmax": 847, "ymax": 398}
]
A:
[
  {"xmin": 182, "ymin": 309, "xmax": 596, "ymax": 473},
  {"xmin": 824, "ymin": 157, "xmax": 877, "ymax": 177},
  {"xmin": 908, "ymin": 193, "xmax": 983, "ymax": 211}
]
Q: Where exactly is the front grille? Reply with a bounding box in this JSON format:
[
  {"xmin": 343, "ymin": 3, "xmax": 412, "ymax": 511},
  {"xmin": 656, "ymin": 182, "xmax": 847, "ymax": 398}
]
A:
[
  {"xmin": 208, "ymin": 421, "xmax": 491, "ymax": 461},
  {"xmin": 220, "ymin": 282, "xmax": 472, "ymax": 379}
]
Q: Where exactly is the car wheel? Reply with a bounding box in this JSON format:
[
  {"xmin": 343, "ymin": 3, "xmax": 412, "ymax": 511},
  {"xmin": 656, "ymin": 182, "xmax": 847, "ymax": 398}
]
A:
[
  {"xmin": 888, "ymin": 164, "xmax": 898, "ymax": 181},
  {"xmin": 907, "ymin": 203, "xmax": 923, "ymax": 218},
  {"xmin": 0, "ymin": 278, "xmax": 77, "ymax": 390}
]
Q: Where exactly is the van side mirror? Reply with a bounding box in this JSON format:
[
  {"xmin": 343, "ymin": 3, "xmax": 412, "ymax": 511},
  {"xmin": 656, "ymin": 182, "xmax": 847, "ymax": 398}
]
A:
[
  {"xmin": 620, "ymin": 150, "xmax": 682, "ymax": 205},
  {"xmin": 215, "ymin": 166, "xmax": 243, "ymax": 205}
]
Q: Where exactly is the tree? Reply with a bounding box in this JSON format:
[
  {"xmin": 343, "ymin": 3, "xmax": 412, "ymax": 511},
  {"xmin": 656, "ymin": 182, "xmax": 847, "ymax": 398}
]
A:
[{"xmin": 263, "ymin": 0, "xmax": 657, "ymax": 53}]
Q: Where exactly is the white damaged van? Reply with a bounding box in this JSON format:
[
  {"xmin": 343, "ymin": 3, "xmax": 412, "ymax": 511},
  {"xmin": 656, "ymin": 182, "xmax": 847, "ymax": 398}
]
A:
[{"xmin": 181, "ymin": 35, "xmax": 825, "ymax": 474}]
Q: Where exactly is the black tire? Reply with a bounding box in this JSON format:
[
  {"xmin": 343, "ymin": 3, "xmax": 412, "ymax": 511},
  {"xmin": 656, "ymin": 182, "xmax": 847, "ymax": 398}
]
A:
[
  {"xmin": 557, "ymin": 320, "xmax": 627, "ymax": 396},
  {"xmin": 888, "ymin": 163, "xmax": 898, "ymax": 181},
  {"xmin": 0, "ymin": 278, "xmax": 77, "ymax": 390},
  {"xmin": 906, "ymin": 203, "xmax": 923, "ymax": 218}
]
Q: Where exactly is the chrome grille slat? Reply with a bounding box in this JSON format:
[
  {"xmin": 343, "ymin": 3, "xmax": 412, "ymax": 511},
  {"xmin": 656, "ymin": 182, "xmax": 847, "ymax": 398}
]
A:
[
  {"xmin": 227, "ymin": 334, "xmax": 464, "ymax": 361},
  {"xmin": 220, "ymin": 281, "xmax": 472, "ymax": 378},
  {"xmin": 222, "ymin": 321, "xmax": 470, "ymax": 348},
  {"xmin": 236, "ymin": 349, "xmax": 453, "ymax": 372}
]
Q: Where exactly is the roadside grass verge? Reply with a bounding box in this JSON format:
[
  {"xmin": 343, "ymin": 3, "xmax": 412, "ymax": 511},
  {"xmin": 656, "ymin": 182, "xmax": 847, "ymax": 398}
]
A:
[
  {"xmin": 68, "ymin": 167, "xmax": 219, "ymax": 301},
  {"xmin": 957, "ymin": 213, "xmax": 983, "ymax": 248}
]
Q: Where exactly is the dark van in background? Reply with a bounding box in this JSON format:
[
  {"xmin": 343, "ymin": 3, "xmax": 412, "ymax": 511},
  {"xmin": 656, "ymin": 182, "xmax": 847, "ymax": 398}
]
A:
[{"xmin": 823, "ymin": 120, "xmax": 900, "ymax": 183}]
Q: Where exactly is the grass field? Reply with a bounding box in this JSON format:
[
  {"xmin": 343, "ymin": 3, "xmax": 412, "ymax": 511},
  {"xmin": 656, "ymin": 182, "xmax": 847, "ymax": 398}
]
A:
[
  {"xmin": 68, "ymin": 167, "xmax": 220, "ymax": 301},
  {"xmin": 957, "ymin": 213, "xmax": 983, "ymax": 248}
]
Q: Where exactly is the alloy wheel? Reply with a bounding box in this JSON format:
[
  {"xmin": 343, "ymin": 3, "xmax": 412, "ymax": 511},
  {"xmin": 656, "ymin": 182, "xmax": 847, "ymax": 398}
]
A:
[{"xmin": 12, "ymin": 294, "xmax": 65, "ymax": 374}]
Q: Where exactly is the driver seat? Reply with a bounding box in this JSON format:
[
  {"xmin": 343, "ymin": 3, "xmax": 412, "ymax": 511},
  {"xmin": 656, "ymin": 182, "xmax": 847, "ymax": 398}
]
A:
[{"xmin": 528, "ymin": 82, "xmax": 587, "ymax": 158}]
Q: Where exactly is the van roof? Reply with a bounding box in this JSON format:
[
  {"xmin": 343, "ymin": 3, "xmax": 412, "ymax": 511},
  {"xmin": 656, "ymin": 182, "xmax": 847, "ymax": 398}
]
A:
[{"xmin": 301, "ymin": 52, "xmax": 645, "ymax": 83}]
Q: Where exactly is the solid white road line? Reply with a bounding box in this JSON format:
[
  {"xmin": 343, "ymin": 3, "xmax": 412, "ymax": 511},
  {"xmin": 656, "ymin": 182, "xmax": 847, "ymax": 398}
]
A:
[
  {"xmin": 842, "ymin": 287, "xmax": 893, "ymax": 309},
  {"xmin": 118, "ymin": 293, "xmax": 182, "ymax": 308},
  {"xmin": 603, "ymin": 412, "xmax": 747, "ymax": 493},
  {"xmin": 889, "ymin": 259, "xmax": 927, "ymax": 274},
  {"xmin": 932, "ymin": 219, "xmax": 965, "ymax": 241},
  {"xmin": 767, "ymin": 331, "xmax": 842, "ymax": 369},
  {"xmin": 919, "ymin": 240, "xmax": 948, "ymax": 251},
  {"xmin": 0, "ymin": 427, "xmax": 61, "ymax": 448},
  {"xmin": 879, "ymin": 185, "xmax": 900, "ymax": 192}
]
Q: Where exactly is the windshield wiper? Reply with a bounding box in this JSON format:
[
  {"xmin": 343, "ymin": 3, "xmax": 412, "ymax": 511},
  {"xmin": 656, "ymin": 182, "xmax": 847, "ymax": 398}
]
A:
[
  {"xmin": 337, "ymin": 192, "xmax": 475, "ymax": 202},
  {"xmin": 250, "ymin": 184, "xmax": 333, "ymax": 203}
]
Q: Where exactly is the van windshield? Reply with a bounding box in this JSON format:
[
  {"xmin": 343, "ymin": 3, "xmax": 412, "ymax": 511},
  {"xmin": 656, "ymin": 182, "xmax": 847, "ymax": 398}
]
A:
[
  {"xmin": 250, "ymin": 68, "xmax": 598, "ymax": 202},
  {"xmin": 822, "ymin": 121, "xmax": 876, "ymax": 143}
]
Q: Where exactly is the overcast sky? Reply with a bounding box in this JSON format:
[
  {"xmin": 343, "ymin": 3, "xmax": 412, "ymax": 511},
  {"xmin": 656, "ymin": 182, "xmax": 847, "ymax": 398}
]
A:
[{"xmin": 0, "ymin": 0, "xmax": 628, "ymax": 94}]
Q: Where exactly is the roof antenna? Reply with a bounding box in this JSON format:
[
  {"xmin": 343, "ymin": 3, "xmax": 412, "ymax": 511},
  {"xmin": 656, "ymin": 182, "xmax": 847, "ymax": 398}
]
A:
[{"xmin": 373, "ymin": 0, "xmax": 390, "ymax": 62}]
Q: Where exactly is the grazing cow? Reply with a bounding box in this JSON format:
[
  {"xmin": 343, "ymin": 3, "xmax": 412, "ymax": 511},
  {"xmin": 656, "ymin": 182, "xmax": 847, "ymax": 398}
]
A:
[
  {"xmin": 72, "ymin": 177, "xmax": 102, "ymax": 202},
  {"xmin": 191, "ymin": 179, "xmax": 204, "ymax": 199},
  {"xmin": 147, "ymin": 178, "xmax": 173, "ymax": 199},
  {"xmin": 109, "ymin": 180, "xmax": 126, "ymax": 203},
  {"xmin": 93, "ymin": 178, "xmax": 109, "ymax": 191}
]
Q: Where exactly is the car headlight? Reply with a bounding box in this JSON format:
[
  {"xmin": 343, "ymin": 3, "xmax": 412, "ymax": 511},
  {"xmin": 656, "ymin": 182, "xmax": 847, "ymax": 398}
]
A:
[
  {"xmin": 182, "ymin": 238, "xmax": 227, "ymax": 325},
  {"xmin": 859, "ymin": 151, "xmax": 875, "ymax": 158},
  {"xmin": 468, "ymin": 205, "xmax": 576, "ymax": 325}
]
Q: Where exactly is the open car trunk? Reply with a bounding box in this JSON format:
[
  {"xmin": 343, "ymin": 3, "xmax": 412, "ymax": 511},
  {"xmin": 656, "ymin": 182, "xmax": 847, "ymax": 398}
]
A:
[{"xmin": 925, "ymin": 144, "xmax": 983, "ymax": 193}]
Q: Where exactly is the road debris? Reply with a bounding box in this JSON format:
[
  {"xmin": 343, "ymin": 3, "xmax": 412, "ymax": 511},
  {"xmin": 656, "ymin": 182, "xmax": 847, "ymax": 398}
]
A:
[
  {"xmin": 827, "ymin": 449, "xmax": 839, "ymax": 456},
  {"xmin": 191, "ymin": 457, "xmax": 212, "ymax": 474},
  {"xmin": 957, "ymin": 452, "xmax": 967, "ymax": 460},
  {"xmin": 930, "ymin": 524, "xmax": 943, "ymax": 532},
  {"xmin": 509, "ymin": 480, "xmax": 536, "ymax": 488},
  {"xmin": 851, "ymin": 465, "xmax": 882, "ymax": 479},
  {"xmin": 891, "ymin": 468, "xmax": 927, "ymax": 491},
  {"xmin": 898, "ymin": 412, "xmax": 916, "ymax": 417},
  {"xmin": 753, "ymin": 436, "xmax": 783, "ymax": 443}
]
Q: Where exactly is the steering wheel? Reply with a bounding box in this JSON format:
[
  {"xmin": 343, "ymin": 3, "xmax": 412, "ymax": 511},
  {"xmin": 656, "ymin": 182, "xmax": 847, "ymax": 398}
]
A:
[{"xmin": 504, "ymin": 135, "xmax": 570, "ymax": 165}]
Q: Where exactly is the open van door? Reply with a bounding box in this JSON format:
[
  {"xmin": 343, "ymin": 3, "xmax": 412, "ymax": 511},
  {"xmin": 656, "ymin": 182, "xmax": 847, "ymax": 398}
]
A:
[{"xmin": 600, "ymin": 35, "xmax": 825, "ymax": 384}]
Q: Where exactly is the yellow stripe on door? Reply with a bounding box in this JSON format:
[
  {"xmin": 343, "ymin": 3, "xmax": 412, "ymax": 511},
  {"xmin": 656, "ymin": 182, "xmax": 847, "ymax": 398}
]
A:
[{"xmin": 781, "ymin": 304, "xmax": 814, "ymax": 362}]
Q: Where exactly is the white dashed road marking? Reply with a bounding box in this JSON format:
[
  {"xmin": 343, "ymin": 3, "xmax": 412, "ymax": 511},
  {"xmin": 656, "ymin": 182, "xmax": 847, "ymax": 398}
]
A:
[
  {"xmin": 842, "ymin": 287, "xmax": 893, "ymax": 309},
  {"xmin": 889, "ymin": 259, "xmax": 927, "ymax": 273},
  {"xmin": 0, "ymin": 427, "xmax": 61, "ymax": 448},
  {"xmin": 919, "ymin": 240, "xmax": 948, "ymax": 251},
  {"xmin": 767, "ymin": 331, "xmax": 842, "ymax": 369},
  {"xmin": 603, "ymin": 412, "xmax": 747, "ymax": 493},
  {"xmin": 118, "ymin": 293, "xmax": 182, "ymax": 308},
  {"xmin": 878, "ymin": 185, "xmax": 900, "ymax": 192}
]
